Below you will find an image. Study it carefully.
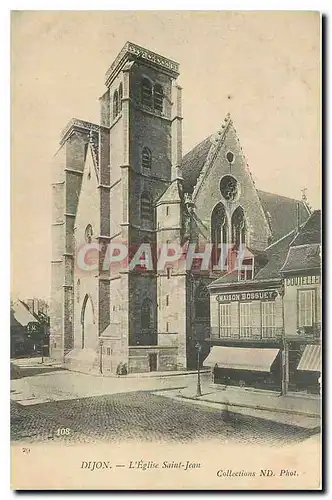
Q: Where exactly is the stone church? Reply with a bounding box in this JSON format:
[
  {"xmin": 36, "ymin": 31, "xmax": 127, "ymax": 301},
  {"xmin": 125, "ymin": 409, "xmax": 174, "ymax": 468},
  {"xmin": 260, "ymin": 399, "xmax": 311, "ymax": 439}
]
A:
[{"xmin": 50, "ymin": 42, "xmax": 311, "ymax": 374}]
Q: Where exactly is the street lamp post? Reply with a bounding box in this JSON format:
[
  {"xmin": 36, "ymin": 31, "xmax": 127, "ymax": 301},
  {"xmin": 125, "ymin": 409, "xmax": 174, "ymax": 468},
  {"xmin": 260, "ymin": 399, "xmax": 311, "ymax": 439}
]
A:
[
  {"xmin": 195, "ymin": 341, "xmax": 202, "ymax": 397},
  {"xmin": 99, "ymin": 339, "xmax": 103, "ymax": 375},
  {"xmin": 280, "ymin": 283, "xmax": 288, "ymax": 396},
  {"xmin": 41, "ymin": 325, "xmax": 44, "ymax": 364}
]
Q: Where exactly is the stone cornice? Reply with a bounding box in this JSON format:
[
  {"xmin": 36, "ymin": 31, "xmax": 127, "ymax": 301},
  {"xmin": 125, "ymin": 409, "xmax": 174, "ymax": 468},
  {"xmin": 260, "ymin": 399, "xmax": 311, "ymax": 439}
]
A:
[
  {"xmin": 208, "ymin": 276, "xmax": 282, "ymax": 290},
  {"xmin": 133, "ymin": 171, "xmax": 171, "ymax": 184},
  {"xmin": 155, "ymin": 199, "xmax": 181, "ymax": 207},
  {"xmin": 157, "ymin": 226, "xmax": 182, "ymax": 232},
  {"xmin": 64, "ymin": 168, "xmax": 83, "ymax": 176},
  {"xmin": 281, "ymin": 266, "xmax": 321, "ymax": 276},
  {"xmin": 105, "ymin": 41, "xmax": 179, "ymax": 86},
  {"xmin": 60, "ymin": 118, "xmax": 99, "ymax": 146}
]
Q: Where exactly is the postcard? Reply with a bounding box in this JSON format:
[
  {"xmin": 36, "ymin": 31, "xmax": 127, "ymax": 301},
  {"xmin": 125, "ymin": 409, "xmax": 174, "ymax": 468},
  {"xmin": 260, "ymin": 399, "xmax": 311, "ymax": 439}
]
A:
[{"xmin": 11, "ymin": 10, "xmax": 321, "ymax": 490}]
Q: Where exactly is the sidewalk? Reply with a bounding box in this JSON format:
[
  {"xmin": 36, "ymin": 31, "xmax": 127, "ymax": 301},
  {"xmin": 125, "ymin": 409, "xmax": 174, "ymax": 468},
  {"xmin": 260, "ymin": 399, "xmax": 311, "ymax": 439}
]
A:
[
  {"xmin": 182, "ymin": 384, "xmax": 320, "ymax": 416},
  {"xmin": 173, "ymin": 384, "xmax": 321, "ymax": 429},
  {"xmin": 11, "ymin": 357, "xmax": 62, "ymax": 368},
  {"xmin": 11, "ymin": 357, "xmax": 209, "ymax": 378},
  {"xmin": 111, "ymin": 368, "xmax": 210, "ymax": 379},
  {"xmin": 155, "ymin": 383, "xmax": 321, "ymax": 432}
]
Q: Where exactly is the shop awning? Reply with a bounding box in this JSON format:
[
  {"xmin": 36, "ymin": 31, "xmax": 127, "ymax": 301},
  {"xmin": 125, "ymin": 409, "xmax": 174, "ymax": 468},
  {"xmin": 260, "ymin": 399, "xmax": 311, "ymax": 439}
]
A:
[
  {"xmin": 297, "ymin": 345, "xmax": 321, "ymax": 372},
  {"xmin": 203, "ymin": 346, "xmax": 279, "ymax": 372}
]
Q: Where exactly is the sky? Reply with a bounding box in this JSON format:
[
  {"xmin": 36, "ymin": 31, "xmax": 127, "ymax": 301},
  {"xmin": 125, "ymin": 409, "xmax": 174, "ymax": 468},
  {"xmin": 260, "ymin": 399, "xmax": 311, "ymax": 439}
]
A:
[{"xmin": 11, "ymin": 11, "xmax": 321, "ymax": 301}]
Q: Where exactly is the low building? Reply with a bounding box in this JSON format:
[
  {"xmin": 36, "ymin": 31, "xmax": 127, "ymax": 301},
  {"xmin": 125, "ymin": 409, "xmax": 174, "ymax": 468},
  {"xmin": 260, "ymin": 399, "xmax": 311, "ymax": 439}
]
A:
[
  {"xmin": 25, "ymin": 298, "xmax": 49, "ymax": 317},
  {"xmin": 205, "ymin": 209, "xmax": 321, "ymax": 395},
  {"xmin": 10, "ymin": 300, "xmax": 40, "ymax": 357},
  {"xmin": 281, "ymin": 210, "xmax": 321, "ymax": 394}
]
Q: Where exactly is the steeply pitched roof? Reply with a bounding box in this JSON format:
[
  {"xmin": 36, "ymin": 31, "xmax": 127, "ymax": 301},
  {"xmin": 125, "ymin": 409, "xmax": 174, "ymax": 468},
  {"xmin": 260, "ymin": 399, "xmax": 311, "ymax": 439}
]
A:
[
  {"xmin": 155, "ymin": 179, "xmax": 181, "ymax": 205},
  {"xmin": 181, "ymin": 127, "xmax": 311, "ymax": 241},
  {"xmin": 181, "ymin": 136, "xmax": 212, "ymax": 193},
  {"xmin": 11, "ymin": 300, "xmax": 39, "ymax": 327},
  {"xmin": 209, "ymin": 232, "xmax": 294, "ymax": 288},
  {"xmin": 291, "ymin": 209, "xmax": 321, "ymax": 246},
  {"xmin": 280, "ymin": 210, "xmax": 321, "ymax": 274},
  {"xmin": 280, "ymin": 245, "xmax": 321, "ymax": 274},
  {"xmin": 89, "ymin": 132, "xmax": 99, "ymax": 171},
  {"xmin": 255, "ymin": 230, "xmax": 297, "ymax": 280},
  {"xmin": 257, "ymin": 190, "xmax": 310, "ymax": 242}
]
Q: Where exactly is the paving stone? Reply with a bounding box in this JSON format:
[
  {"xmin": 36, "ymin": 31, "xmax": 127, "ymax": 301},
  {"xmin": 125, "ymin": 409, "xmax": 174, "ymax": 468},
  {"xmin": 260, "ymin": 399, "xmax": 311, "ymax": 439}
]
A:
[{"xmin": 10, "ymin": 392, "xmax": 319, "ymax": 446}]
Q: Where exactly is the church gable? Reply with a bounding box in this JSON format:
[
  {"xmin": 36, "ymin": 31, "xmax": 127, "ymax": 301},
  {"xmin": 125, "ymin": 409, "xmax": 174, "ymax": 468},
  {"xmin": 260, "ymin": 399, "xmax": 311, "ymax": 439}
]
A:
[
  {"xmin": 192, "ymin": 116, "xmax": 271, "ymax": 252},
  {"xmin": 74, "ymin": 145, "xmax": 100, "ymax": 250}
]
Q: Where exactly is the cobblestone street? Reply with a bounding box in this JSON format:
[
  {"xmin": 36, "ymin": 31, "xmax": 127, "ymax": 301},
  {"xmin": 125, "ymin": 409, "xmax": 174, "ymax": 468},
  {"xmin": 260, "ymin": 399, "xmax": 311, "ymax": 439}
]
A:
[{"xmin": 11, "ymin": 390, "xmax": 318, "ymax": 446}]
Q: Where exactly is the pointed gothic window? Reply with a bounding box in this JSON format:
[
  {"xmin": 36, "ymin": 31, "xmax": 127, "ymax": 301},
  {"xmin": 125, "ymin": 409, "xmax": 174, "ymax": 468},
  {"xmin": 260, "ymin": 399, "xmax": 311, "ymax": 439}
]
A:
[
  {"xmin": 231, "ymin": 206, "xmax": 246, "ymax": 247},
  {"xmin": 141, "ymin": 298, "xmax": 153, "ymax": 331},
  {"xmin": 211, "ymin": 203, "xmax": 228, "ymax": 268},
  {"xmin": 85, "ymin": 224, "xmax": 93, "ymax": 244},
  {"xmin": 118, "ymin": 83, "xmax": 123, "ymax": 112},
  {"xmin": 141, "ymin": 78, "xmax": 153, "ymax": 107},
  {"xmin": 142, "ymin": 147, "xmax": 152, "ymax": 173},
  {"xmin": 154, "ymin": 84, "xmax": 164, "ymax": 111},
  {"xmin": 113, "ymin": 90, "xmax": 119, "ymax": 119},
  {"xmin": 141, "ymin": 193, "xmax": 153, "ymax": 222}
]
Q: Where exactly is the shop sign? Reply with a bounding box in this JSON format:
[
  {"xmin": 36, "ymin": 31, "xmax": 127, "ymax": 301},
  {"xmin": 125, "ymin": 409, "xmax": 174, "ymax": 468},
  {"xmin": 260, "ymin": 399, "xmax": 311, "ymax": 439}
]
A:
[
  {"xmin": 285, "ymin": 276, "xmax": 320, "ymax": 287},
  {"xmin": 217, "ymin": 290, "xmax": 278, "ymax": 302}
]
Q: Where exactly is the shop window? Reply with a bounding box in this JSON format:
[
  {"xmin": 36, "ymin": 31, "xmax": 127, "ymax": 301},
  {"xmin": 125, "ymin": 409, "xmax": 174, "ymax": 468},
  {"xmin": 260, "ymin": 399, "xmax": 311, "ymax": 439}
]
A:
[
  {"xmin": 141, "ymin": 78, "xmax": 153, "ymax": 107},
  {"xmin": 261, "ymin": 301, "xmax": 276, "ymax": 337},
  {"xmin": 239, "ymin": 302, "xmax": 251, "ymax": 338},
  {"xmin": 219, "ymin": 303, "xmax": 231, "ymax": 337},
  {"xmin": 298, "ymin": 289, "xmax": 316, "ymax": 327}
]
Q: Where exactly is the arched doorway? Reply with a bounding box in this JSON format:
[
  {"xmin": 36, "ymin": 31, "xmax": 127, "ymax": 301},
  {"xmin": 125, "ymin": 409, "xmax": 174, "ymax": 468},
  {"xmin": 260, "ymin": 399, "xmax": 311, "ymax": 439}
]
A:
[{"xmin": 80, "ymin": 294, "xmax": 95, "ymax": 349}]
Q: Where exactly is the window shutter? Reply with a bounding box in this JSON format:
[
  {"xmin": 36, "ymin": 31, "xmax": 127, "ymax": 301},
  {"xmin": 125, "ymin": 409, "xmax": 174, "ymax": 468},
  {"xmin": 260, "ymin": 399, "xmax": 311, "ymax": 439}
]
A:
[
  {"xmin": 230, "ymin": 302, "xmax": 239, "ymax": 337},
  {"xmin": 154, "ymin": 84, "xmax": 163, "ymax": 111},
  {"xmin": 142, "ymin": 78, "xmax": 153, "ymax": 107},
  {"xmin": 142, "ymin": 147, "xmax": 152, "ymax": 171}
]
